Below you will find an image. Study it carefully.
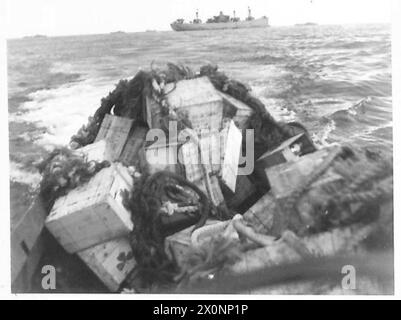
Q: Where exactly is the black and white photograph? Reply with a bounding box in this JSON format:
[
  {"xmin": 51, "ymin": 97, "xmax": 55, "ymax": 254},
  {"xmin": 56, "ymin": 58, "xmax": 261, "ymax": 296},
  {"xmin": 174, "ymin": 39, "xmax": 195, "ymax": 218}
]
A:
[{"xmin": 1, "ymin": 0, "xmax": 398, "ymax": 297}]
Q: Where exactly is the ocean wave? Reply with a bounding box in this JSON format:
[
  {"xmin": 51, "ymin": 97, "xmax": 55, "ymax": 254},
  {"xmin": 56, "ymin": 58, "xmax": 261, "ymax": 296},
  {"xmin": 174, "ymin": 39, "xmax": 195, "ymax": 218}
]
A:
[
  {"xmin": 252, "ymin": 84, "xmax": 297, "ymax": 122},
  {"xmin": 330, "ymin": 97, "xmax": 392, "ymax": 125},
  {"xmin": 232, "ymin": 53, "xmax": 286, "ymax": 65},
  {"xmin": 9, "ymin": 162, "xmax": 41, "ymax": 189},
  {"xmin": 312, "ymin": 119, "xmax": 337, "ymax": 147},
  {"xmin": 12, "ymin": 80, "xmax": 114, "ymax": 148},
  {"xmin": 8, "ymin": 24, "xmax": 392, "ymax": 157},
  {"xmin": 322, "ymin": 96, "xmax": 392, "ymax": 146}
]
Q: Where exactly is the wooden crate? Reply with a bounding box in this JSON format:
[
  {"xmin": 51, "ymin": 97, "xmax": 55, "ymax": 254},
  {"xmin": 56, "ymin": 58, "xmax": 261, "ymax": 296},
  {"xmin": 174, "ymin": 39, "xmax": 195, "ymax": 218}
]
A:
[
  {"xmin": 219, "ymin": 91, "xmax": 254, "ymax": 129},
  {"xmin": 145, "ymin": 139, "xmax": 183, "ymax": 175},
  {"xmin": 260, "ymin": 133, "xmax": 315, "ymax": 166},
  {"xmin": 229, "ymin": 223, "xmax": 375, "ymax": 278},
  {"xmin": 119, "ymin": 126, "xmax": 148, "ymax": 167},
  {"xmin": 194, "ymin": 175, "xmax": 225, "ymax": 206},
  {"xmin": 255, "ymin": 133, "xmax": 316, "ymax": 186},
  {"xmin": 220, "ymin": 120, "xmax": 242, "ymax": 192},
  {"xmin": 164, "ymin": 77, "xmax": 223, "ymax": 135},
  {"xmin": 145, "ymin": 96, "xmax": 165, "ymax": 129},
  {"xmin": 179, "ymin": 122, "xmax": 241, "ymax": 201},
  {"xmin": 94, "ymin": 114, "xmax": 134, "ymax": 161},
  {"xmin": 243, "ymin": 192, "xmax": 276, "ymax": 235},
  {"xmin": 75, "ymin": 140, "xmax": 111, "ymax": 162},
  {"xmin": 165, "ymin": 220, "xmax": 219, "ymax": 268},
  {"xmin": 178, "ymin": 135, "xmax": 224, "ymax": 205},
  {"xmin": 180, "ymin": 132, "xmax": 223, "ymax": 177},
  {"xmin": 265, "ymin": 148, "xmax": 341, "ymax": 199},
  {"xmin": 45, "ymin": 164, "xmax": 134, "ymax": 253},
  {"xmin": 179, "ymin": 133, "xmax": 220, "ymax": 182},
  {"xmin": 77, "ymin": 237, "xmax": 136, "ymax": 292}
]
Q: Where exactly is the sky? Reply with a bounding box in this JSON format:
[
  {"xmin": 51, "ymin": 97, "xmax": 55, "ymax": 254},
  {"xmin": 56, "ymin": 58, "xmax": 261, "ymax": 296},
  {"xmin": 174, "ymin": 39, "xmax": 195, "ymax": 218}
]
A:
[{"xmin": 3, "ymin": 0, "xmax": 393, "ymax": 38}]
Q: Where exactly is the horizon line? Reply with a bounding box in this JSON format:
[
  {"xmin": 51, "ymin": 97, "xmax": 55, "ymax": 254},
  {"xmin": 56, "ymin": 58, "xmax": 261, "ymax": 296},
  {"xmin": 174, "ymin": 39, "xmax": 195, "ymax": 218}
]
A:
[{"xmin": 6, "ymin": 22, "xmax": 391, "ymax": 41}]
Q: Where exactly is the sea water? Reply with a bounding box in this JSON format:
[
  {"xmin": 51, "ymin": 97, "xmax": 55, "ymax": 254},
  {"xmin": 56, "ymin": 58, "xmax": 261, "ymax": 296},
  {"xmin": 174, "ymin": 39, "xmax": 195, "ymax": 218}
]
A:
[{"xmin": 7, "ymin": 24, "xmax": 392, "ymax": 226}]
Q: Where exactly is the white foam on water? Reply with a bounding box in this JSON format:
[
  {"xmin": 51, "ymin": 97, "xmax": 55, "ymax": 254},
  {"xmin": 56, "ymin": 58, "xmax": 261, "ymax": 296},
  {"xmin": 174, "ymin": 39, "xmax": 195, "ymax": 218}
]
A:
[
  {"xmin": 312, "ymin": 119, "xmax": 338, "ymax": 147},
  {"xmin": 50, "ymin": 61, "xmax": 76, "ymax": 74},
  {"xmin": 251, "ymin": 85, "xmax": 297, "ymax": 122},
  {"xmin": 9, "ymin": 162, "xmax": 41, "ymax": 189},
  {"xmin": 260, "ymin": 97, "xmax": 297, "ymax": 122},
  {"xmin": 12, "ymin": 80, "xmax": 115, "ymax": 148}
]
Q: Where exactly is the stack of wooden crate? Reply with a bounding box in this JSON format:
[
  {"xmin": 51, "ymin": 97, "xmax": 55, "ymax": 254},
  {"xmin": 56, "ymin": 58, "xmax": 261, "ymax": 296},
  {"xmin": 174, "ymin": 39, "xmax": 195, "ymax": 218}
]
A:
[
  {"xmin": 45, "ymin": 114, "xmax": 139, "ymax": 292},
  {"xmin": 45, "ymin": 77, "xmax": 257, "ymax": 291},
  {"xmin": 145, "ymin": 77, "xmax": 249, "ymax": 206},
  {"xmin": 242, "ymin": 141, "xmax": 344, "ymax": 237}
]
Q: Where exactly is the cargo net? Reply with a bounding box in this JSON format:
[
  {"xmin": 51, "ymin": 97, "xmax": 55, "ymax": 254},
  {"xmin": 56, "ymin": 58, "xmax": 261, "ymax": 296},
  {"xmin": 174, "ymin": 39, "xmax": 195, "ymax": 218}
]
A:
[
  {"xmin": 39, "ymin": 63, "xmax": 393, "ymax": 293},
  {"xmin": 38, "ymin": 147, "xmax": 111, "ymax": 213},
  {"xmin": 69, "ymin": 63, "xmax": 299, "ymax": 155}
]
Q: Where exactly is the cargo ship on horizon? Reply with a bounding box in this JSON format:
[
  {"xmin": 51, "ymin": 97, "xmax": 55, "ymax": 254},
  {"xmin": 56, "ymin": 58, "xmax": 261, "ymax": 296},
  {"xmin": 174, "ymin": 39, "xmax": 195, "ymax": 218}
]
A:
[{"xmin": 171, "ymin": 7, "xmax": 270, "ymax": 32}]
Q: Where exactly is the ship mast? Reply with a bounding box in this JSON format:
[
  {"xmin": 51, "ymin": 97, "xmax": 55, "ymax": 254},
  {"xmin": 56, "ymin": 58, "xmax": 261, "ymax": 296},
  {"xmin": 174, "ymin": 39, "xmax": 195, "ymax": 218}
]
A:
[
  {"xmin": 246, "ymin": 6, "xmax": 254, "ymax": 21},
  {"xmin": 193, "ymin": 9, "xmax": 201, "ymax": 24},
  {"xmin": 232, "ymin": 9, "xmax": 240, "ymax": 22}
]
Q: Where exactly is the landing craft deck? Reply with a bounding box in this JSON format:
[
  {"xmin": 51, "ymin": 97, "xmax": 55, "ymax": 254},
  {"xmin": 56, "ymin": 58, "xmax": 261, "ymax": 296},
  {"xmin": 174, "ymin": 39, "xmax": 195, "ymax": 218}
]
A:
[{"xmin": 10, "ymin": 63, "xmax": 393, "ymax": 294}]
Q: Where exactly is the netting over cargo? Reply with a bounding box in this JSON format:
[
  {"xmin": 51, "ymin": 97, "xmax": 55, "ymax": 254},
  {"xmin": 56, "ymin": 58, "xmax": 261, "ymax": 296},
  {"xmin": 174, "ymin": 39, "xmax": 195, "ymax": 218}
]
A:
[{"xmin": 35, "ymin": 64, "xmax": 393, "ymax": 293}]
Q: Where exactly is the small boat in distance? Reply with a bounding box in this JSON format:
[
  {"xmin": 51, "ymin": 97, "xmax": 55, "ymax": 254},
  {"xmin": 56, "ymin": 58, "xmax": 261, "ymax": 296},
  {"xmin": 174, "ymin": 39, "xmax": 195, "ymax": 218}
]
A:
[
  {"xmin": 171, "ymin": 7, "xmax": 269, "ymax": 32},
  {"xmin": 295, "ymin": 22, "xmax": 318, "ymax": 26},
  {"xmin": 23, "ymin": 34, "xmax": 48, "ymax": 39},
  {"xmin": 110, "ymin": 31, "xmax": 126, "ymax": 35}
]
